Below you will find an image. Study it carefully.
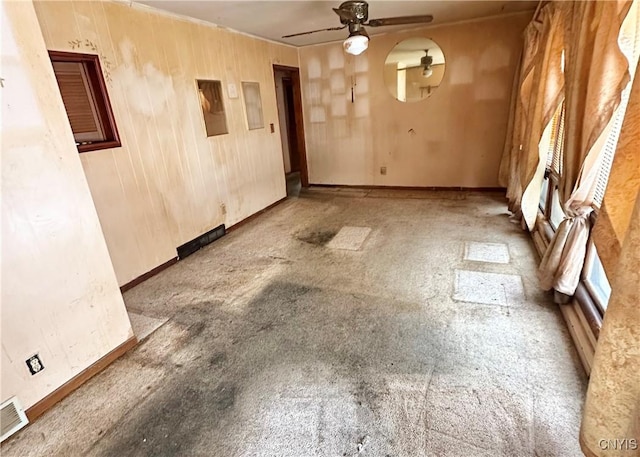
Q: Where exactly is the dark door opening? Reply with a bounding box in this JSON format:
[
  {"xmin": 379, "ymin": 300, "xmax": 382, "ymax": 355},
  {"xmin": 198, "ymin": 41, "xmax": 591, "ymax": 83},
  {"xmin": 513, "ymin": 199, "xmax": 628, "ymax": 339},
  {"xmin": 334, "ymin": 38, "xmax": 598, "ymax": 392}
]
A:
[
  {"xmin": 273, "ymin": 65, "xmax": 308, "ymax": 197},
  {"xmin": 283, "ymin": 78, "xmax": 300, "ymax": 173}
]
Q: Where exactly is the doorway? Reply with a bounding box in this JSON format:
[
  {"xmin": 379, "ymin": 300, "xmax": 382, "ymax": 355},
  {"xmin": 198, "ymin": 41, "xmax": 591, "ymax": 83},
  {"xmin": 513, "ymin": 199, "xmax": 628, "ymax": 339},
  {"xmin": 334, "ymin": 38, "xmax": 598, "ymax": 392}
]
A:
[{"xmin": 273, "ymin": 65, "xmax": 308, "ymax": 197}]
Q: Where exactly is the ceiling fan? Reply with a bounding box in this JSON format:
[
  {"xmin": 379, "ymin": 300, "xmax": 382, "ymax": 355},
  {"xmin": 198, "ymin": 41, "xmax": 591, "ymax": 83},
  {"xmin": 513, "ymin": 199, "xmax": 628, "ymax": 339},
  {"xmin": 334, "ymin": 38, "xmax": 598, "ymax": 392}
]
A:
[
  {"xmin": 397, "ymin": 50, "xmax": 434, "ymax": 77},
  {"xmin": 282, "ymin": 1, "xmax": 434, "ymax": 56}
]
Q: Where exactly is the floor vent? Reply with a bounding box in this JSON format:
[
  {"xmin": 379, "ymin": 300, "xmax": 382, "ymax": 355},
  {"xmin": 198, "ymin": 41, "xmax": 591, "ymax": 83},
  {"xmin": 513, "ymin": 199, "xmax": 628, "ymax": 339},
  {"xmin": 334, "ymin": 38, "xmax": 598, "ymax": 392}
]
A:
[
  {"xmin": 177, "ymin": 224, "xmax": 225, "ymax": 259},
  {"xmin": 1, "ymin": 397, "xmax": 28, "ymax": 442}
]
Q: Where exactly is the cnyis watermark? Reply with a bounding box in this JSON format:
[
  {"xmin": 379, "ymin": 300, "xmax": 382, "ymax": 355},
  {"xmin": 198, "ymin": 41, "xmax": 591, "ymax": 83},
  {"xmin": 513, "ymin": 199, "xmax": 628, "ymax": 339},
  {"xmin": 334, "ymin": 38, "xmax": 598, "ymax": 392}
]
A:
[{"xmin": 599, "ymin": 438, "xmax": 638, "ymax": 451}]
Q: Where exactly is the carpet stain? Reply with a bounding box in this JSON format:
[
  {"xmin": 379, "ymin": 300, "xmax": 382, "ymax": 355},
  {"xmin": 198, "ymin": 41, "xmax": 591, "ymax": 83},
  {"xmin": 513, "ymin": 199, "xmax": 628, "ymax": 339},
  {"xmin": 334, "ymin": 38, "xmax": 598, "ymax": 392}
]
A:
[{"xmin": 297, "ymin": 230, "xmax": 338, "ymax": 246}]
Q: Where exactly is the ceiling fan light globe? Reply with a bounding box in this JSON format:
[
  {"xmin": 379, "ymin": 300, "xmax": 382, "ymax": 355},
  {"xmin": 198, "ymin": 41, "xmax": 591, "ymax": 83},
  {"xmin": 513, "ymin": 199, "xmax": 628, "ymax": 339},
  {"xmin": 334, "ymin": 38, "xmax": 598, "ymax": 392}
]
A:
[
  {"xmin": 343, "ymin": 35, "xmax": 369, "ymax": 55},
  {"xmin": 422, "ymin": 67, "xmax": 433, "ymax": 77}
]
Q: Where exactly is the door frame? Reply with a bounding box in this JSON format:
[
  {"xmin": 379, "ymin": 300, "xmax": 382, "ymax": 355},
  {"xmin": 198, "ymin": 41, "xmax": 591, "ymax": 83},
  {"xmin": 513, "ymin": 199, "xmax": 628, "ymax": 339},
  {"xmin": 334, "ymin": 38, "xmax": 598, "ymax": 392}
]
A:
[{"xmin": 273, "ymin": 64, "xmax": 309, "ymax": 187}]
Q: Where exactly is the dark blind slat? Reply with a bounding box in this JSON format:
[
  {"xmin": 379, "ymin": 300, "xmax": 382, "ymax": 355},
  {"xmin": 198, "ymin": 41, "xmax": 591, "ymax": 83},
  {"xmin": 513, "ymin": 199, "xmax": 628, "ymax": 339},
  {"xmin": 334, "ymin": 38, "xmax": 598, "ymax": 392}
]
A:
[
  {"xmin": 545, "ymin": 105, "xmax": 560, "ymax": 169},
  {"xmin": 52, "ymin": 61, "xmax": 105, "ymax": 141},
  {"xmin": 551, "ymin": 103, "xmax": 565, "ymax": 176}
]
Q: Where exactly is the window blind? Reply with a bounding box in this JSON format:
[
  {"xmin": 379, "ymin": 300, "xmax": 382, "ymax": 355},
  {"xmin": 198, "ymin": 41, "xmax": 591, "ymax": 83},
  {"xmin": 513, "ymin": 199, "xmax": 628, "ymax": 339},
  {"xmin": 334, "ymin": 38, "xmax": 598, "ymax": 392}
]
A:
[
  {"xmin": 551, "ymin": 102, "xmax": 565, "ymax": 176},
  {"xmin": 545, "ymin": 105, "xmax": 560, "ymax": 169},
  {"xmin": 592, "ymin": 88, "xmax": 630, "ymax": 207},
  {"xmin": 592, "ymin": 11, "xmax": 639, "ymax": 207},
  {"xmin": 52, "ymin": 61, "xmax": 105, "ymax": 143}
]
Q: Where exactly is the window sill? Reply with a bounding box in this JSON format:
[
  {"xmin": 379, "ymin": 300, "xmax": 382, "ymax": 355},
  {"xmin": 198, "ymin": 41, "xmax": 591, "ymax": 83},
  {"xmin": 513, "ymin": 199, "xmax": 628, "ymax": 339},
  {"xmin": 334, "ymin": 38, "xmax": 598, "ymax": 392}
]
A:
[
  {"xmin": 77, "ymin": 140, "xmax": 122, "ymax": 153},
  {"xmin": 574, "ymin": 282, "xmax": 603, "ymax": 339},
  {"xmin": 583, "ymin": 278, "xmax": 608, "ymax": 315}
]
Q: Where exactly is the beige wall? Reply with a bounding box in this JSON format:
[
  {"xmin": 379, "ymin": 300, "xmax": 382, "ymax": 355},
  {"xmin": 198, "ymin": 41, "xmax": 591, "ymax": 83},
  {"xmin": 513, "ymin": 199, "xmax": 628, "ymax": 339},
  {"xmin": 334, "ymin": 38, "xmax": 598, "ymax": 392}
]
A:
[
  {"xmin": 33, "ymin": 0, "xmax": 299, "ymax": 285},
  {"xmin": 299, "ymin": 13, "xmax": 531, "ymax": 187},
  {"xmin": 1, "ymin": 0, "xmax": 133, "ymax": 409}
]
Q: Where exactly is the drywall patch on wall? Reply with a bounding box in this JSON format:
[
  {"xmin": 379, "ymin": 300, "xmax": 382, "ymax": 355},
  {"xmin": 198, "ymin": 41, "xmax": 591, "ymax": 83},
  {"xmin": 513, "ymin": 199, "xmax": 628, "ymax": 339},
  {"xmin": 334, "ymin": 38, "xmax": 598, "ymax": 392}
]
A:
[
  {"xmin": 448, "ymin": 56, "xmax": 474, "ymax": 85},
  {"xmin": 479, "ymin": 43, "xmax": 511, "ymax": 71},
  {"xmin": 475, "ymin": 43, "xmax": 512, "ymax": 101},
  {"xmin": 307, "ymin": 58, "xmax": 322, "ymax": 79},
  {"xmin": 328, "ymin": 46, "xmax": 345, "ymax": 70}
]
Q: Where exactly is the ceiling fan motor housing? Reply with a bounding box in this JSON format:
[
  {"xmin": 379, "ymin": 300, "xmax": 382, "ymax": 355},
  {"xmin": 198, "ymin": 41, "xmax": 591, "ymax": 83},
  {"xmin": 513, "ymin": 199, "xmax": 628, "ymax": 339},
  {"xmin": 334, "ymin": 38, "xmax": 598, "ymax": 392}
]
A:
[{"xmin": 337, "ymin": 1, "xmax": 369, "ymax": 24}]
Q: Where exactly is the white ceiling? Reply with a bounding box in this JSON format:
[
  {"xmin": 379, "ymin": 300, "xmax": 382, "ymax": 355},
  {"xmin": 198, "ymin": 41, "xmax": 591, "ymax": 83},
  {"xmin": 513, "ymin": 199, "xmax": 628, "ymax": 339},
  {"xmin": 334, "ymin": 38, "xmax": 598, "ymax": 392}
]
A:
[{"xmin": 136, "ymin": 1, "xmax": 537, "ymax": 47}]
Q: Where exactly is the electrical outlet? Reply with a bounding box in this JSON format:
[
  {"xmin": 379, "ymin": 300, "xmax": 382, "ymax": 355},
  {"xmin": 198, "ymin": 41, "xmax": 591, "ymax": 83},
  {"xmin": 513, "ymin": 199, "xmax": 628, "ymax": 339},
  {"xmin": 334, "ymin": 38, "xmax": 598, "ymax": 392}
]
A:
[
  {"xmin": 380, "ymin": 166, "xmax": 387, "ymax": 176},
  {"xmin": 26, "ymin": 354, "xmax": 44, "ymax": 375}
]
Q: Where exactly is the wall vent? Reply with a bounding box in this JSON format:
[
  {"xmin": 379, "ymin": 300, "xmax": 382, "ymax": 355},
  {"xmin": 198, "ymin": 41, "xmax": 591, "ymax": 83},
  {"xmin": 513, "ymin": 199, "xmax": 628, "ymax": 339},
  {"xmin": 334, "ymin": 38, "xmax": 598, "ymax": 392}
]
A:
[
  {"xmin": 177, "ymin": 224, "xmax": 225, "ymax": 259},
  {"xmin": 1, "ymin": 397, "xmax": 29, "ymax": 442}
]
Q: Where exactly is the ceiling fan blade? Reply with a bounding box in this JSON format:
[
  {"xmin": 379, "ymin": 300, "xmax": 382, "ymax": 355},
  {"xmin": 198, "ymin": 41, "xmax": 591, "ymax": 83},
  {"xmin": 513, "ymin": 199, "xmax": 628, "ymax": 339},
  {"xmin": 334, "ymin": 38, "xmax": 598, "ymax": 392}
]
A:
[
  {"xmin": 282, "ymin": 25, "xmax": 347, "ymax": 39},
  {"xmin": 367, "ymin": 15, "xmax": 434, "ymax": 27}
]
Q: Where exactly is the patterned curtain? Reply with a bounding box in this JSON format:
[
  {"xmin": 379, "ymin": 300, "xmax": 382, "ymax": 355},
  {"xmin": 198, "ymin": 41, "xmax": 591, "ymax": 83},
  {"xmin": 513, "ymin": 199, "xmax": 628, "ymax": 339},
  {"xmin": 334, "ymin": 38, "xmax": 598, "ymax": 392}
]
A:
[
  {"xmin": 592, "ymin": 4, "xmax": 640, "ymax": 278},
  {"xmin": 500, "ymin": 3, "xmax": 565, "ymax": 228},
  {"xmin": 581, "ymin": 56, "xmax": 640, "ymax": 457},
  {"xmin": 537, "ymin": 0, "xmax": 632, "ymax": 296}
]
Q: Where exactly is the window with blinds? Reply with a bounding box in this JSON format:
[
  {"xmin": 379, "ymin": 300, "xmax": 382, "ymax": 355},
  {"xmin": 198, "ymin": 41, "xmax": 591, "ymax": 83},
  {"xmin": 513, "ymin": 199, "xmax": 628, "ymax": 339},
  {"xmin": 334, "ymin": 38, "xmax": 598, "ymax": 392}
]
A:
[
  {"xmin": 52, "ymin": 61, "xmax": 105, "ymax": 142},
  {"xmin": 545, "ymin": 104, "xmax": 560, "ymax": 170},
  {"xmin": 550, "ymin": 102, "xmax": 565, "ymax": 176},
  {"xmin": 542, "ymin": 100, "xmax": 565, "ymax": 176},
  {"xmin": 539, "ymin": 100, "xmax": 567, "ymax": 227},
  {"xmin": 592, "ymin": 6, "xmax": 639, "ymax": 207},
  {"xmin": 592, "ymin": 87, "xmax": 631, "ymax": 207},
  {"xmin": 49, "ymin": 51, "xmax": 120, "ymax": 153}
]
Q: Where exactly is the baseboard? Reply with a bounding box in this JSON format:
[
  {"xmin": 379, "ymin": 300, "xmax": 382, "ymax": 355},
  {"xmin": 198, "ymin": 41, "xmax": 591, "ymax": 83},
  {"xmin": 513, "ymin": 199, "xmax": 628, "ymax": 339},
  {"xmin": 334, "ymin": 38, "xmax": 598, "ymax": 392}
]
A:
[
  {"xmin": 309, "ymin": 184, "xmax": 506, "ymax": 192},
  {"xmin": 25, "ymin": 335, "xmax": 137, "ymax": 422},
  {"xmin": 559, "ymin": 302, "xmax": 594, "ymax": 376},
  {"xmin": 533, "ymin": 215, "xmax": 597, "ymax": 377},
  {"xmin": 227, "ymin": 197, "xmax": 287, "ymax": 233},
  {"xmin": 120, "ymin": 257, "xmax": 178, "ymax": 293},
  {"xmin": 119, "ymin": 198, "xmax": 287, "ymax": 294},
  {"xmin": 532, "ymin": 230, "xmax": 548, "ymax": 258}
]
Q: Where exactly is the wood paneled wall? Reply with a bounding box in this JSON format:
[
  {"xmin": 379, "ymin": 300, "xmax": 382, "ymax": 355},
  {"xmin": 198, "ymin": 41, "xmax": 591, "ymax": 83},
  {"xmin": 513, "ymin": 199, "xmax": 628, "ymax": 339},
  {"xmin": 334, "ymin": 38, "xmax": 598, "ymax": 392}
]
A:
[{"xmin": 34, "ymin": 1, "xmax": 298, "ymax": 285}]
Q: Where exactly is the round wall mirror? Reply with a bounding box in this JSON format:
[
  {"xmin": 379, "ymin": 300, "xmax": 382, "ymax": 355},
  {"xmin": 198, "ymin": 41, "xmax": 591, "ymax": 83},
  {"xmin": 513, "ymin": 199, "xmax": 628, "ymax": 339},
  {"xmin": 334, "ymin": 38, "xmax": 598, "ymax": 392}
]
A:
[{"xmin": 384, "ymin": 37, "xmax": 445, "ymax": 103}]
